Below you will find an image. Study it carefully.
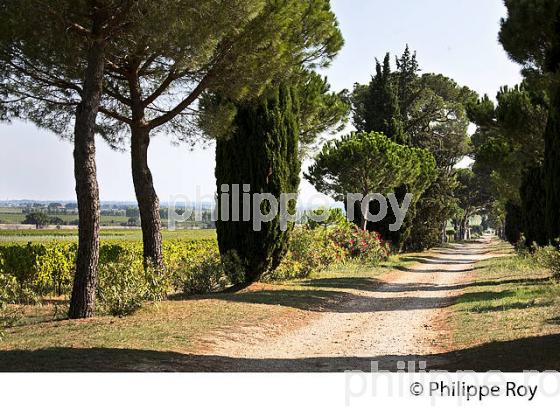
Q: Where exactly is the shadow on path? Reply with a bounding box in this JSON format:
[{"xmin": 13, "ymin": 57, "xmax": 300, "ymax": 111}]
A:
[
  {"xmin": 1, "ymin": 333, "xmax": 558, "ymax": 372},
  {"xmin": 396, "ymin": 266, "xmax": 480, "ymax": 274}
]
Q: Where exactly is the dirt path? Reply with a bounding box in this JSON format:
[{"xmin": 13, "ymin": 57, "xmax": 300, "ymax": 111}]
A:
[{"xmin": 194, "ymin": 236, "xmax": 498, "ymax": 371}]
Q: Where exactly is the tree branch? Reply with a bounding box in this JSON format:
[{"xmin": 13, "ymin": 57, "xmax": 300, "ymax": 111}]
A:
[
  {"xmin": 99, "ymin": 106, "xmax": 132, "ymax": 124},
  {"xmin": 147, "ymin": 71, "xmax": 213, "ymax": 129},
  {"xmin": 142, "ymin": 70, "xmax": 178, "ymax": 108}
]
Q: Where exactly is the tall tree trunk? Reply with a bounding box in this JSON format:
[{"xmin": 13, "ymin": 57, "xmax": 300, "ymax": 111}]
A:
[
  {"xmin": 68, "ymin": 37, "xmax": 105, "ymax": 319},
  {"xmin": 126, "ymin": 68, "xmax": 163, "ymax": 269},
  {"xmin": 453, "ymin": 220, "xmax": 460, "ymax": 241},
  {"xmin": 461, "ymin": 217, "xmax": 469, "ymax": 241},
  {"xmin": 441, "ymin": 222, "xmax": 447, "ymax": 243},
  {"xmin": 131, "ymin": 125, "xmax": 163, "ymax": 268}
]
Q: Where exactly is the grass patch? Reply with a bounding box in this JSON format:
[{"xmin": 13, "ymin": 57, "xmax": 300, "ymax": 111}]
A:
[
  {"xmin": 0, "ymin": 254, "xmax": 408, "ymax": 371},
  {"xmin": 0, "ymin": 294, "xmax": 306, "ymax": 371},
  {"xmin": 448, "ymin": 246, "xmax": 560, "ymax": 370}
]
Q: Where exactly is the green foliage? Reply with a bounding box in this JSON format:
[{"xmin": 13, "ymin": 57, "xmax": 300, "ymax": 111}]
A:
[
  {"xmin": 0, "ymin": 274, "xmax": 25, "ymax": 340},
  {"xmin": 1, "ymin": 0, "xmax": 344, "ymax": 139},
  {"xmin": 307, "ymin": 131, "xmax": 435, "ymax": 201},
  {"xmin": 544, "ymin": 89, "xmax": 560, "ymax": 242},
  {"xmin": 499, "ymin": 1, "xmax": 560, "ymax": 245},
  {"xmin": 22, "ymin": 212, "xmax": 51, "ymax": 228},
  {"xmin": 352, "ymin": 53, "xmax": 406, "ymax": 143},
  {"xmin": 0, "ymin": 273, "xmax": 20, "ymax": 305},
  {"xmin": 180, "ymin": 257, "xmax": 227, "ymax": 295},
  {"xmin": 270, "ymin": 227, "xmax": 346, "ymax": 280},
  {"xmin": 406, "ymin": 172, "xmax": 458, "ymax": 250},
  {"xmin": 306, "ymin": 131, "xmax": 436, "ymax": 241},
  {"xmin": 215, "ymin": 85, "xmax": 301, "ymax": 285},
  {"xmin": 96, "ymin": 254, "xmax": 168, "ymax": 317},
  {"xmin": 164, "ymin": 242, "xmax": 229, "ymax": 295},
  {"xmin": 201, "ymin": 69, "xmax": 350, "ymax": 152},
  {"xmin": 298, "ymin": 72, "xmax": 351, "ymax": 149},
  {"xmin": 451, "ymin": 168, "xmax": 493, "ymax": 241},
  {"xmin": 499, "ymin": 0, "xmax": 560, "ymax": 72},
  {"xmin": 270, "ymin": 224, "xmax": 389, "ymax": 280},
  {"xmin": 0, "ymin": 239, "xmax": 221, "ymax": 309},
  {"xmin": 533, "ymin": 244, "xmax": 560, "ymax": 279},
  {"xmin": 291, "ymin": 228, "xmax": 347, "ymax": 274},
  {"xmin": 454, "ymin": 169, "xmax": 492, "ymax": 215},
  {"xmin": 469, "ymin": 84, "xmax": 547, "ymax": 206},
  {"xmin": 0, "ymin": 242, "xmax": 76, "ymax": 296},
  {"xmin": 304, "ymin": 207, "xmax": 347, "ymax": 229},
  {"xmin": 329, "ymin": 224, "xmax": 390, "ymax": 262},
  {"xmin": 350, "ymin": 47, "xmax": 475, "ymax": 250}
]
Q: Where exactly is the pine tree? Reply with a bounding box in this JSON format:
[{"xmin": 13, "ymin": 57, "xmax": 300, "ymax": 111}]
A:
[
  {"xmin": 85, "ymin": 0, "xmax": 343, "ymax": 268},
  {"xmin": 215, "ymin": 86, "xmax": 301, "ymax": 286},
  {"xmin": 0, "ymin": 0, "xmax": 138, "ymax": 319}
]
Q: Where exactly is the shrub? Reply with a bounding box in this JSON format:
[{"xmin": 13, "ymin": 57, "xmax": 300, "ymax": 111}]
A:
[
  {"xmin": 35, "ymin": 244, "xmax": 76, "ymax": 295},
  {"xmin": 270, "ymin": 252, "xmax": 307, "ymax": 280},
  {"xmin": 0, "ymin": 243, "xmax": 76, "ymax": 296},
  {"xmin": 96, "ymin": 255, "xmax": 170, "ymax": 317},
  {"xmin": 533, "ymin": 245, "xmax": 560, "ymax": 279},
  {"xmin": 0, "ymin": 239, "xmax": 221, "ymax": 302},
  {"xmin": 268, "ymin": 227, "xmax": 347, "ymax": 280},
  {"xmin": 180, "ymin": 254, "xmax": 228, "ymax": 295},
  {"xmin": 164, "ymin": 242, "xmax": 232, "ymax": 295},
  {"xmin": 0, "ymin": 273, "xmax": 20, "ymax": 305},
  {"xmin": 0, "ymin": 273, "xmax": 24, "ymax": 340},
  {"xmin": 471, "ymin": 225, "xmax": 483, "ymax": 236},
  {"xmin": 329, "ymin": 225, "xmax": 390, "ymax": 263}
]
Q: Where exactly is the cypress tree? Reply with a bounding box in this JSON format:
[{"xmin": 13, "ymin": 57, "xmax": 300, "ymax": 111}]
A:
[
  {"xmin": 395, "ymin": 45, "xmax": 419, "ymax": 123},
  {"xmin": 499, "ymin": 0, "xmax": 560, "ymax": 244},
  {"xmin": 544, "ymin": 86, "xmax": 560, "ymax": 243},
  {"xmin": 215, "ymin": 85, "xmax": 301, "ymax": 286},
  {"xmin": 520, "ymin": 166, "xmax": 548, "ymax": 246},
  {"xmin": 354, "ymin": 54, "xmax": 406, "ymax": 143},
  {"xmin": 504, "ymin": 201, "xmax": 523, "ymax": 245}
]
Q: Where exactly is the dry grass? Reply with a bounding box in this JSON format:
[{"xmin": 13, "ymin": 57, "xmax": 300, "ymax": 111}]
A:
[
  {"xmin": 448, "ymin": 248, "xmax": 560, "ymax": 370},
  {"xmin": 0, "ymin": 257, "xmax": 406, "ymax": 371}
]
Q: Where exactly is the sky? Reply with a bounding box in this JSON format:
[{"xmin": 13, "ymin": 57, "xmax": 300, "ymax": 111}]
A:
[{"xmin": 0, "ymin": 0, "xmax": 522, "ymax": 204}]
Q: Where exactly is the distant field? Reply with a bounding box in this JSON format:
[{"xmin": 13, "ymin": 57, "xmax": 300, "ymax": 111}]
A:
[
  {"xmin": 0, "ymin": 207, "xmax": 211, "ymax": 229},
  {"xmin": 0, "ymin": 212, "xmax": 28, "ymax": 224},
  {"xmin": 0, "ymin": 207, "xmax": 23, "ymax": 213},
  {"xmin": 0, "ymin": 228, "xmax": 216, "ymax": 243},
  {"xmin": 0, "ymin": 210, "xmax": 129, "ymax": 226}
]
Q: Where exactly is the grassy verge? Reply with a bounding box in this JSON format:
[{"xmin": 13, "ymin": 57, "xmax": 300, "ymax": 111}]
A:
[
  {"xmin": 0, "ymin": 254, "xmax": 411, "ymax": 371},
  {"xmin": 448, "ymin": 250, "xmax": 560, "ymax": 371}
]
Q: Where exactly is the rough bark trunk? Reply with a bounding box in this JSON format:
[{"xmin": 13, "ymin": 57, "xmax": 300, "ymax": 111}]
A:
[
  {"xmin": 461, "ymin": 218, "xmax": 469, "ymax": 241},
  {"xmin": 130, "ymin": 125, "xmax": 163, "ymax": 268},
  {"xmin": 453, "ymin": 220, "xmax": 460, "ymax": 241},
  {"xmin": 68, "ymin": 38, "xmax": 105, "ymax": 319}
]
